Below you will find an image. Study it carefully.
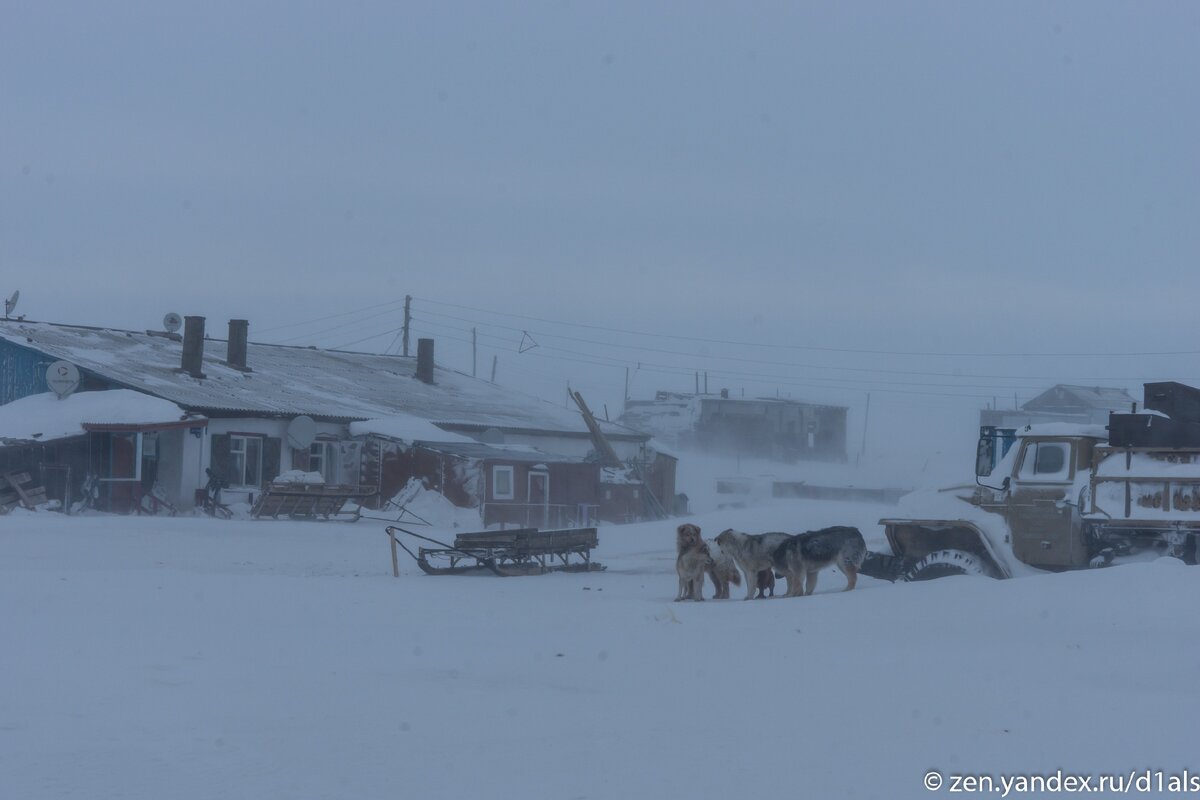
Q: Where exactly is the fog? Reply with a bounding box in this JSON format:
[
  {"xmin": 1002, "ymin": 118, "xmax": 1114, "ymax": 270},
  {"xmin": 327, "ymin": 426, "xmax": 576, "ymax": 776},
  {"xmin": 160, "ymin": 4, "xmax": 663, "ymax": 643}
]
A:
[{"xmin": 4, "ymin": 2, "xmax": 1198, "ymax": 478}]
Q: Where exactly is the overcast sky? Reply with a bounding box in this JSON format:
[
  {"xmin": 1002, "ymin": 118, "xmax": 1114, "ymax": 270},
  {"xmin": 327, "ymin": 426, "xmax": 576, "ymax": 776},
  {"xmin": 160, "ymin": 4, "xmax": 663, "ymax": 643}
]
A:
[{"xmin": 3, "ymin": 2, "xmax": 1198, "ymax": 468}]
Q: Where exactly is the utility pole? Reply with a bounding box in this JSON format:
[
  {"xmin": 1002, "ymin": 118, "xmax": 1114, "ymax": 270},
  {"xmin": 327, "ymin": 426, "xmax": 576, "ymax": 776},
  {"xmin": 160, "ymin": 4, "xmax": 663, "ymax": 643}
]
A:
[
  {"xmin": 472, "ymin": 327, "xmax": 477, "ymax": 378},
  {"xmin": 694, "ymin": 371, "xmax": 699, "ymax": 395},
  {"xmin": 704, "ymin": 371, "xmax": 708, "ymax": 394},
  {"xmin": 490, "ymin": 355, "xmax": 497, "ymax": 383},
  {"xmin": 624, "ymin": 367, "xmax": 629, "ymax": 413},
  {"xmin": 402, "ymin": 295, "xmax": 412, "ymax": 357},
  {"xmin": 858, "ymin": 392, "xmax": 871, "ymax": 465}
]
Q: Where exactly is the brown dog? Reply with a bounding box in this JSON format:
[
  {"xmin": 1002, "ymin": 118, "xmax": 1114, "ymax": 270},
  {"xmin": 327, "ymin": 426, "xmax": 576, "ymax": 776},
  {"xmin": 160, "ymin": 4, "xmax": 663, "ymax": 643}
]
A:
[
  {"xmin": 755, "ymin": 569, "xmax": 776, "ymax": 598},
  {"xmin": 677, "ymin": 523, "xmax": 741, "ymax": 599}
]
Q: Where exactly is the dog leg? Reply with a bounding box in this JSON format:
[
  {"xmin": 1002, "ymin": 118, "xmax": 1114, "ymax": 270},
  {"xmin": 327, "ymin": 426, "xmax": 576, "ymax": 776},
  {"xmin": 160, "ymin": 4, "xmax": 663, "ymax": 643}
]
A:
[
  {"xmin": 743, "ymin": 567, "xmax": 758, "ymax": 600},
  {"xmin": 805, "ymin": 569, "xmax": 819, "ymax": 596},
  {"xmin": 843, "ymin": 563, "xmax": 858, "ymax": 591}
]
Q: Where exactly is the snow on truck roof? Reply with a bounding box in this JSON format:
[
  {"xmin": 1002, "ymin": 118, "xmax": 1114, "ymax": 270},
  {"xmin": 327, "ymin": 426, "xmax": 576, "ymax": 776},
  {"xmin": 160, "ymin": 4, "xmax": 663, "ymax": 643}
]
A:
[
  {"xmin": 0, "ymin": 320, "xmax": 644, "ymax": 439},
  {"xmin": 1016, "ymin": 423, "xmax": 1108, "ymax": 439}
]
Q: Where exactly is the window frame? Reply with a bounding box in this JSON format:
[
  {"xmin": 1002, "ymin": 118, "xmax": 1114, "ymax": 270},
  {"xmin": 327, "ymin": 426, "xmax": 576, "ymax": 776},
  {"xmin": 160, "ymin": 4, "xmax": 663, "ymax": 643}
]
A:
[
  {"xmin": 229, "ymin": 434, "xmax": 265, "ymax": 488},
  {"xmin": 309, "ymin": 440, "xmax": 336, "ymax": 483},
  {"xmin": 1016, "ymin": 440, "xmax": 1072, "ymax": 482},
  {"xmin": 492, "ymin": 465, "xmax": 515, "ymax": 500}
]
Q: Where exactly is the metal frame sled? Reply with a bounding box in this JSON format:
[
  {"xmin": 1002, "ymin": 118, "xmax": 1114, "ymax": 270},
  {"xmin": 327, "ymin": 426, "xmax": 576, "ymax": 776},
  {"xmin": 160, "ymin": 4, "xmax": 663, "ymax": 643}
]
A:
[{"xmin": 388, "ymin": 526, "xmax": 604, "ymax": 576}]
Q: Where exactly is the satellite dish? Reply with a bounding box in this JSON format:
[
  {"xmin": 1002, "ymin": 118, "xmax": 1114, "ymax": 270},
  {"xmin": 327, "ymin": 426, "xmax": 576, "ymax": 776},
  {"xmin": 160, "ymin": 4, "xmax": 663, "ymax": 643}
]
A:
[
  {"xmin": 46, "ymin": 360, "xmax": 80, "ymax": 399},
  {"xmin": 5, "ymin": 290, "xmax": 19, "ymax": 318},
  {"xmin": 286, "ymin": 415, "xmax": 317, "ymax": 450},
  {"xmin": 163, "ymin": 312, "xmax": 182, "ymax": 333}
]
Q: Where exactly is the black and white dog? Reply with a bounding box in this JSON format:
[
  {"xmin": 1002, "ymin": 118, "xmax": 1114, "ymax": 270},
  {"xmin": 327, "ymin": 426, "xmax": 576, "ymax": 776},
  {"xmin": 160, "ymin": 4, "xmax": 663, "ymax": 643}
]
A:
[{"xmin": 771, "ymin": 526, "xmax": 867, "ymax": 597}]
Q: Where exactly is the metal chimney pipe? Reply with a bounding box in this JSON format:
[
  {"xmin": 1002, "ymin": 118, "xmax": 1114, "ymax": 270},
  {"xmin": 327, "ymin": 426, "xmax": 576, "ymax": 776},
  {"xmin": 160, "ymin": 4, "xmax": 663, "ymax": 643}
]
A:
[
  {"xmin": 226, "ymin": 319, "xmax": 250, "ymax": 372},
  {"xmin": 416, "ymin": 338, "xmax": 435, "ymax": 384},
  {"xmin": 181, "ymin": 316, "xmax": 206, "ymax": 379}
]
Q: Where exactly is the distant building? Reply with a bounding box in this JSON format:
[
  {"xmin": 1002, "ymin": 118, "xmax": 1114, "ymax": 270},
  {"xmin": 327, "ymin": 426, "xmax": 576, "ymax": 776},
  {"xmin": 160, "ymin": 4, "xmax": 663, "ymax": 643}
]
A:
[
  {"xmin": 621, "ymin": 390, "xmax": 848, "ymax": 463},
  {"xmin": 978, "ymin": 384, "xmax": 1136, "ymax": 473},
  {"xmin": 0, "ymin": 318, "xmax": 674, "ymax": 522}
]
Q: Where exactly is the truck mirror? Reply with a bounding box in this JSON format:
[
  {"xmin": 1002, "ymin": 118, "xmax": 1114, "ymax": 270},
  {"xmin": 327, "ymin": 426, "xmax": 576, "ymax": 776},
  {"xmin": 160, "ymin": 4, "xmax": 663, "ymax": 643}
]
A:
[{"xmin": 976, "ymin": 435, "xmax": 994, "ymax": 476}]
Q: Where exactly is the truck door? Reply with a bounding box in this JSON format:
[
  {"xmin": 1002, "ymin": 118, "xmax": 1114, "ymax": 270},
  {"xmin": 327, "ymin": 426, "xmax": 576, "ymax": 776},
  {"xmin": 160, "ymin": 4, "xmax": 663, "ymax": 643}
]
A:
[{"xmin": 1006, "ymin": 439, "xmax": 1087, "ymax": 568}]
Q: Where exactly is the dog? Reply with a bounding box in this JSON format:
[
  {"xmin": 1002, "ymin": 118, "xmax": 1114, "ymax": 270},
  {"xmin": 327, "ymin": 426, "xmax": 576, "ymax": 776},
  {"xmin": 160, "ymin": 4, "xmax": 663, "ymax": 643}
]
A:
[
  {"xmin": 677, "ymin": 523, "xmax": 741, "ymax": 599},
  {"xmin": 755, "ymin": 569, "xmax": 775, "ymax": 598},
  {"xmin": 714, "ymin": 528, "xmax": 794, "ymax": 599},
  {"xmin": 771, "ymin": 526, "xmax": 867, "ymax": 597},
  {"xmin": 676, "ymin": 546, "xmax": 712, "ymax": 601}
]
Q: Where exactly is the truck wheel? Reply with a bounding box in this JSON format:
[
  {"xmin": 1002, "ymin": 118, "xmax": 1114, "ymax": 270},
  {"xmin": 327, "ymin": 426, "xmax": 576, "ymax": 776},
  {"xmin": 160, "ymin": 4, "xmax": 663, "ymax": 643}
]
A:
[{"xmin": 904, "ymin": 549, "xmax": 997, "ymax": 581}]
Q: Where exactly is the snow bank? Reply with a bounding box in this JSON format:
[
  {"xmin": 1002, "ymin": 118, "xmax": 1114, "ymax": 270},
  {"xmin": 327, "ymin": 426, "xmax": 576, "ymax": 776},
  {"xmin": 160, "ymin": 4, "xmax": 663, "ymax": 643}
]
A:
[
  {"xmin": 382, "ymin": 478, "xmax": 482, "ymax": 528},
  {"xmin": 0, "ymin": 390, "xmax": 192, "ymax": 442}
]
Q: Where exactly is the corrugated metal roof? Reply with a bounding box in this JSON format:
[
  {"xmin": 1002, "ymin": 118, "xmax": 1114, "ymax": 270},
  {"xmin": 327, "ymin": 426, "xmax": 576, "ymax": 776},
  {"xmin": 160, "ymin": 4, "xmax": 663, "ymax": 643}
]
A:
[
  {"xmin": 1024, "ymin": 384, "xmax": 1136, "ymax": 412},
  {"xmin": 0, "ymin": 320, "xmax": 642, "ymax": 439}
]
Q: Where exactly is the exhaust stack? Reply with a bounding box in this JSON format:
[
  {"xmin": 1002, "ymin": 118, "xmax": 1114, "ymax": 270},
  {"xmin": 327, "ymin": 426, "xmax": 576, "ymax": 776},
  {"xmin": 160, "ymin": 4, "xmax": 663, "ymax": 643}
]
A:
[
  {"xmin": 416, "ymin": 338, "xmax": 435, "ymax": 384},
  {"xmin": 180, "ymin": 316, "xmax": 206, "ymax": 379},
  {"xmin": 226, "ymin": 319, "xmax": 250, "ymax": 372}
]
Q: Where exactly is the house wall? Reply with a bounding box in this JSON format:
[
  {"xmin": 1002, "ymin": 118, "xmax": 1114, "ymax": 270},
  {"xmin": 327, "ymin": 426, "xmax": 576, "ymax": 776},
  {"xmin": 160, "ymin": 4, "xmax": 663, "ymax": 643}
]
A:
[
  {"xmin": 203, "ymin": 417, "xmax": 350, "ymax": 502},
  {"xmin": 154, "ymin": 428, "xmax": 205, "ymax": 508},
  {"xmin": 688, "ymin": 399, "xmax": 847, "ymax": 462},
  {"xmin": 480, "ymin": 460, "xmax": 599, "ymax": 528},
  {"xmin": 0, "ymin": 339, "xmax": 115, "ymax": 404}
]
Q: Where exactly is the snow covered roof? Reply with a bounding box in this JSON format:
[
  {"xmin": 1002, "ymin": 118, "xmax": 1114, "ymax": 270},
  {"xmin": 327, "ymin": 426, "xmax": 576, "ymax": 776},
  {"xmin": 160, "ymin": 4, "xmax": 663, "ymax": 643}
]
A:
[
  {"xmin": 0, "ymin": 390, "xmax": 197, "ymax": 444},
  {"xmin": 411, "ymin": 441, "xmax": 586, "ymax": 463},
  {"xmin": 1023, "ymin": 385, "xmax": 1136, "ymax": 413},
  {"xmin": 1016, "ymin": 423, "xmax": 1109, "ymax": 439},
  {"xmin": 349, "ymin": 415, "xmax": 478, "ymax": 444},
  {"xmin": 0, "ymin": 320, "xmax": 644, "ymax": 439}
]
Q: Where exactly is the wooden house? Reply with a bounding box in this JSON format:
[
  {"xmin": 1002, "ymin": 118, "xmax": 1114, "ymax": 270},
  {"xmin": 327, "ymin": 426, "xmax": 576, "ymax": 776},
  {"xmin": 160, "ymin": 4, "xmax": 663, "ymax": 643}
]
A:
[{"xmin": 0, "ymin": 317, "xmax": 674, "ymax": 522}]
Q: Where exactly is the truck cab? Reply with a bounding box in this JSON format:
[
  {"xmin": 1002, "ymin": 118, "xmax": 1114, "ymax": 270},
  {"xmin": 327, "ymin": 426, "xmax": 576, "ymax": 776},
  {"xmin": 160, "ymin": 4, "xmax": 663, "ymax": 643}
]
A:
[{"xmin": 977, "ymin": 429, "xmax": 1103, "ymax": 570}]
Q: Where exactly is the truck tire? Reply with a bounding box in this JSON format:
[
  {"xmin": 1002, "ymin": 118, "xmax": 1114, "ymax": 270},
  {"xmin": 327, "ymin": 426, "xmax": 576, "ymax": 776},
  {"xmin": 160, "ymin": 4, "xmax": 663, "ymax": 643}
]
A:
[{"xmin": 904, "ymin": 549, "xmax": 998, "ymax": 581}]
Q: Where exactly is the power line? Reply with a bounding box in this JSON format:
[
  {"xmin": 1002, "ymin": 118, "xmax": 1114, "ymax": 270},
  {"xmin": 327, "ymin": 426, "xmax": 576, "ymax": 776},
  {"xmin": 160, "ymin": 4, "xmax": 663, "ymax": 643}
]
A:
[
  {"xmin": 415, "ymin": 296, "xmax": 1200, "ymax": 358},
  {"xmin": 257, "ymin": 298, "xmax": 408, "ymax": 334},
  {"xmin": 411, "ymin": 316, "xmax": 1027, "ymax": 400},
  {"xmin": 413, "ymin": 310, "xmax": 1158, "ymax": 388}
]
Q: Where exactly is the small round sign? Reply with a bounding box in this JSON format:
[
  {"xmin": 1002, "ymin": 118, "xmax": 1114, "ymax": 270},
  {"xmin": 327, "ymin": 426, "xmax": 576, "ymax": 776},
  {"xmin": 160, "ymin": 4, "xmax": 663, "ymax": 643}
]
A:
[{"xmin": 46, "ymin": 361, "xmax": 80, "ymax": 399}]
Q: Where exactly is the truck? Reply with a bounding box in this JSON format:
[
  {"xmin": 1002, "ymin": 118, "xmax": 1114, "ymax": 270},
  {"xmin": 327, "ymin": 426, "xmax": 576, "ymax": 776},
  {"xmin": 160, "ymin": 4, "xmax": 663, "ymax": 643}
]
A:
[{"xmin": 865, "ymin": 381, "xmax": 1200, "ymax": 582}]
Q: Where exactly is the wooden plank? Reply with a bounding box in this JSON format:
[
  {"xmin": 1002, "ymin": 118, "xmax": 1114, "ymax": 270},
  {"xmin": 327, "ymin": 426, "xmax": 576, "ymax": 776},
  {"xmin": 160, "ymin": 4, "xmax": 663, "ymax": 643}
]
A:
[{"xmin": 4, "ymin": 472, "xmax": 38, "ymax": 509}]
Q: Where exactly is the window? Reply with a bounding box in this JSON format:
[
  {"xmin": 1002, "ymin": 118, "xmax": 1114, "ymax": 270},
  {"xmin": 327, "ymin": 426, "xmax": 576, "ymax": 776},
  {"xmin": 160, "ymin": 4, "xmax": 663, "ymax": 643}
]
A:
[
  {"xmin": 309, "ymin": 441, "xmax": 336, "ymax": 483},
  {"xmin": 230, "ymin": 435, "xmax": 263, "ymax": 487},
  {"xmin": 1017, "ymin": 442, "xmax": 1070, "ymax": 481},
  {"xmin": 492, "ymin": 466, "xmax": 514, "ymax": 500}
]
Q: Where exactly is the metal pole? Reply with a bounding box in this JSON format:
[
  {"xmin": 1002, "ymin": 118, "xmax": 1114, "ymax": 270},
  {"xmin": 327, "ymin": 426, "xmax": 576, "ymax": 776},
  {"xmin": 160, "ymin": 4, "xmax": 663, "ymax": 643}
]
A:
[
  {"xmin": 858, "ymin": 392, "xmax": 871, "ymax": 464},
  {"xmin": 490, "ymin": 355, "xmax": 497, "ymax": 383},
  {"xmin": 402, "ymin": 295, "xmax": 412, "ymax": 358},
  {"xmin": 472, "ymin": 327, "xmax": 477, "ymax": 377}
]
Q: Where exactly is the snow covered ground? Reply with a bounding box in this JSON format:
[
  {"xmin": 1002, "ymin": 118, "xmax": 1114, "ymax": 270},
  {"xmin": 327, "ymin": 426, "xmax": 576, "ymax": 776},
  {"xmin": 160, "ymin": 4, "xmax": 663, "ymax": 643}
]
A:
[{"xmin": 3, "ymin": 500, "xmax": 1198, "ymax": 799}]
